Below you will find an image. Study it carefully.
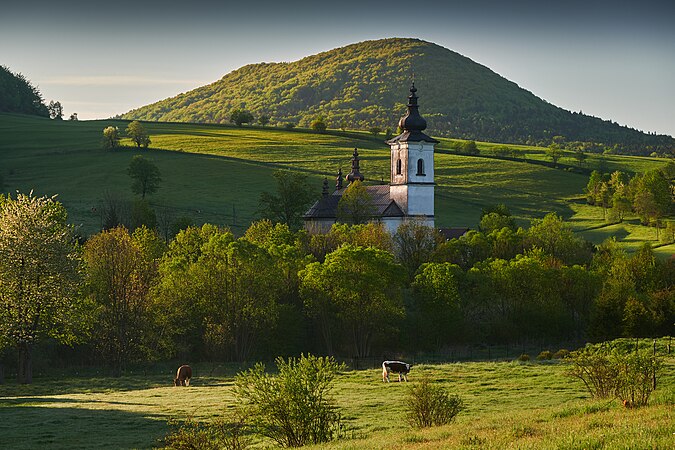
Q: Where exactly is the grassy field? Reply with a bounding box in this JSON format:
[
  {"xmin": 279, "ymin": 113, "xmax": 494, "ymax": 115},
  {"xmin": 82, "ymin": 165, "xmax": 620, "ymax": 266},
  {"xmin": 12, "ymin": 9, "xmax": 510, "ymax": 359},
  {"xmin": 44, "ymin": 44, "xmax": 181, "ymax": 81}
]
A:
[
  {"xmin": 1, "ymin": 114, "xmax": 671, "ymax": 254},
  {"xmin": 1, "ymin": 349, "xmax": 673, "ymax": 449}
]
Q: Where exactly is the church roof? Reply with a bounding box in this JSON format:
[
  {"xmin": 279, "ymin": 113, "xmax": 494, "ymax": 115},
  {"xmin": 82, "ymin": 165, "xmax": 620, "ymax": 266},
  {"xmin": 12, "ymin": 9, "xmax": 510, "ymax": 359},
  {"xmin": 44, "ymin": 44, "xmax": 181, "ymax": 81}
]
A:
[
  {"xmin": 303, "ymin": 184, "xmax": 404, "ymax": 220},
  {"xmin": 386, "ymin": 83, "xmax": 439, "ymax": 144}
]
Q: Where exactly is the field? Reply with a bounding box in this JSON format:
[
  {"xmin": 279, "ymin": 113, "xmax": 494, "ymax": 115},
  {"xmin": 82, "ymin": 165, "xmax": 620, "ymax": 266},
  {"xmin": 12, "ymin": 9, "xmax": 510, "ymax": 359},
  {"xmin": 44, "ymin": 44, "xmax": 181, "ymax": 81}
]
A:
[
  {"xmin": 1, "ymin": 350, "xmax": 673, "ymax": 449},
  {"xmin": 0, "ymin": 114, "xmax": 671, "ymax": 253}
]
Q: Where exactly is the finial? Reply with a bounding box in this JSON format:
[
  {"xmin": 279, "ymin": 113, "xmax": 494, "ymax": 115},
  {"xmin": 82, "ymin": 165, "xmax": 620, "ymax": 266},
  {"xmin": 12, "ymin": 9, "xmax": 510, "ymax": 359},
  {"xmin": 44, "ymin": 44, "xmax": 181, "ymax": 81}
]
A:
[
  {"xmin": 346, "ymin": 148, "xmax": 364, "ymax": 184},
  {"xmin": 336, "ymin": 168, "xmax": 343, "ymax": 190},
  {"xmin": 322, "ymin": 177, "xmax": 329, "ymax": 197}
]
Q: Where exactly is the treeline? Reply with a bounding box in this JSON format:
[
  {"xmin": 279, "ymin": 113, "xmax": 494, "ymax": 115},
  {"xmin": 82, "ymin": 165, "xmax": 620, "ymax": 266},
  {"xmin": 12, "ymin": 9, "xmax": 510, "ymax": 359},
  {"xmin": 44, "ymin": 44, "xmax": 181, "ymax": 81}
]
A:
[
  {"xmin": 0, "ymin": 65, "xmax": 49, "ymax": 117},
  {"xmin": 1, "ymin": 192, "xmax": 673, "ymax": 383},
  {"xmin": 121, "ymin": 38, "xmax": 675, "ymax": 156}
]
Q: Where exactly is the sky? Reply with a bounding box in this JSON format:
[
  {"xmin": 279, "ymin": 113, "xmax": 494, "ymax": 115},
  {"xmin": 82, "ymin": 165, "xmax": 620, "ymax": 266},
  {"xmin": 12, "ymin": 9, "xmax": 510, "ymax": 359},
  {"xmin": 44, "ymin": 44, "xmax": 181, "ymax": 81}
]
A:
[{"xmin": 2, "ymin": 0, "xmax": 674, "ymax": 136}]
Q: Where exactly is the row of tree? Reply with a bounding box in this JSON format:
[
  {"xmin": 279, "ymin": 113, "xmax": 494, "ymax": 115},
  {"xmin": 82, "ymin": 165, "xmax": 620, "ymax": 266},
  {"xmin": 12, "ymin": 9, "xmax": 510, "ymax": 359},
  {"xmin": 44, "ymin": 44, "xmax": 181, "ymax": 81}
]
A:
[{"xmin": 1, "ymin": 191, "xmax": 672, "ymax": 383}]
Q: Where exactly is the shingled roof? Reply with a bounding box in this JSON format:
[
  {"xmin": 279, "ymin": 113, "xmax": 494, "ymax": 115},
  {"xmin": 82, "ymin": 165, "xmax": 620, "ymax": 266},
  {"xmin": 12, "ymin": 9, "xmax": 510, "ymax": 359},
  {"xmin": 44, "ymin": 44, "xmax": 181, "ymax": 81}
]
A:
[{"xmin": 303, "ymin": 184, "xmax": 404, "ymax": 220}]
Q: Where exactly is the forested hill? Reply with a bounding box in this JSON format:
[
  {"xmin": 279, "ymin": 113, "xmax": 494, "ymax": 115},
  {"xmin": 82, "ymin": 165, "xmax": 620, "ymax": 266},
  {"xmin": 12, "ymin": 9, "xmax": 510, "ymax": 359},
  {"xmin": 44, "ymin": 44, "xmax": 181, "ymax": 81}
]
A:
[
  {"xmin": 122, "ymin": 38, "xmax": 674, "ymax": 156},
  {"xmin": 0, "ymin": 65, "xmax": 49, "ymax": 117}
]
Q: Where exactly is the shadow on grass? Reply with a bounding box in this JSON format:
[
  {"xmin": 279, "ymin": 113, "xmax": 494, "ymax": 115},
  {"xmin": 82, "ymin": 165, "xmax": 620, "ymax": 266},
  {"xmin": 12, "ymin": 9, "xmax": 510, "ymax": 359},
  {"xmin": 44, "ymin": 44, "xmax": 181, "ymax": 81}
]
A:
[{"xmin": 0, "ymin": 405, "xmax": 167, "ymax": 450}]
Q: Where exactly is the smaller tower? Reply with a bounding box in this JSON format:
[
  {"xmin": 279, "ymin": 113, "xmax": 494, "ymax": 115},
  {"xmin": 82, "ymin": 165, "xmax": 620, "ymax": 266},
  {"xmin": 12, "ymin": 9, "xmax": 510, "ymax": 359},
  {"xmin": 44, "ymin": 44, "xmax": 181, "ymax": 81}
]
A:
[
  {"xmin": 336, "ymin": 168, "xmax": 343, "ymax": 190},
  {"xmin": 346, "ymin": 148, "xmax": 364, "ymax": 184}
]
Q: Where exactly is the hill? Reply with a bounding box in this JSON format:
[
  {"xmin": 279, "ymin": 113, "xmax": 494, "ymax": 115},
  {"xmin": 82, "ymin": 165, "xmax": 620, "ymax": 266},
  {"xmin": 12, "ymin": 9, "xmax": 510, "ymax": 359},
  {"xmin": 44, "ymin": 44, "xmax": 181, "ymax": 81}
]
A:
[
  {"xmin": 122, "ymin": 38, "xmax": 674, "ymax": 156},
  {"xmin": 0, "ymin": 65, "xmax": 49, "ymax": 117},
  {"xmin": 1, "ymin": 113, "xmax": 671, "ymax": 258}
]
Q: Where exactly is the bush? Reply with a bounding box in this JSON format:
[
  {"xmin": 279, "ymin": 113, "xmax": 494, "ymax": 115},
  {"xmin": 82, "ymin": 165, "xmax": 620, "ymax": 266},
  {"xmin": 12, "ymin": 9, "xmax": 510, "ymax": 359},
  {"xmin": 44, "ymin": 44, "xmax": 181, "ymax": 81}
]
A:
[
  {"xmin": 536, "ymin": 350, "xmax": 553, "ymax": 360},
  {"xmin": 517, "ymin": 353, "xmax": 530, "ymax": 362},
  {"xmin": 164, "ymin": 414, "xmax": 250, "ymax": 450},
  {"xmin": 553, "ymin": 349, "xmax": 570, "ymax": 359},
  {"xmin": 234, "ymin": 354, "xmax": 345, "ymax": 447},
  {"xmin": 284, "ymin": 122, "xmax": 296, "ymax": 130},
  {"xmin": 406, "ymin": 378, "xmax": 463, "ymax": 428},
  {"xmin": 566, "ymin": 342, "xmax": 662, "ymax": 406}
]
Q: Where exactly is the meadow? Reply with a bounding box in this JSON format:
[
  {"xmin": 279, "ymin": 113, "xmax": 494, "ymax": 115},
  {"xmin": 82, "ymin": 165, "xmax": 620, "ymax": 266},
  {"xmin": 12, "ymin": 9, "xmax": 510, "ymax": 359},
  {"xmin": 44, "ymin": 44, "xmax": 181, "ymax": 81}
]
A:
[
  {"xmin": 0, "ymin": 114, "xmax": 671, "ymax": 251},
  {"xmin": 1, "ymin": 349, "xmax": 673, "ymax": 449}
]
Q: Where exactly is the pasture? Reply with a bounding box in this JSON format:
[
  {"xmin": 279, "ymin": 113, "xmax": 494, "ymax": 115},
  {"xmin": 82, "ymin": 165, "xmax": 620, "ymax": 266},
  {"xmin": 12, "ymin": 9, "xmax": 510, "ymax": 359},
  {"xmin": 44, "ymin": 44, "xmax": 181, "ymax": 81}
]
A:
[
  {"xmin": 0, "ymin": 114, "xmax": 671, "ymax": 251},
  {"xmin": 1, "ymin": 354, "xmax": 673, "ymax": 449}
]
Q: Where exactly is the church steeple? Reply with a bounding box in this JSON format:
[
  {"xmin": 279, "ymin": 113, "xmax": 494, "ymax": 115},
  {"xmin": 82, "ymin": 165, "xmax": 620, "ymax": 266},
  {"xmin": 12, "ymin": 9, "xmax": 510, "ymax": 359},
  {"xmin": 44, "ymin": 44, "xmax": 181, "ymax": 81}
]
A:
[
  {"xmin": 387, "ymin": 83, "xmax": 439, "ymax": 144},
  {"xmin": 346, "ymin": 148, "xmax": 364, "ymax": 184},
  {"xmin": 336, "ymin": 168, "xmax": 343, "ymax": 190}
]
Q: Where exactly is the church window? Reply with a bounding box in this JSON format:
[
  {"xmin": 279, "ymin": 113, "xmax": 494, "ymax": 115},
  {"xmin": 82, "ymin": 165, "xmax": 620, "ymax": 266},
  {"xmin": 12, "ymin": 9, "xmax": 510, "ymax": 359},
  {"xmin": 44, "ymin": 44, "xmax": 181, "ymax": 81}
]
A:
[
  {"xmin": 416, "ymin": 158, "xmax": 425, "ymax": 176},
  {"xmin": 396, "ymin": 159, "xmax": 402, "ymax": 175}
]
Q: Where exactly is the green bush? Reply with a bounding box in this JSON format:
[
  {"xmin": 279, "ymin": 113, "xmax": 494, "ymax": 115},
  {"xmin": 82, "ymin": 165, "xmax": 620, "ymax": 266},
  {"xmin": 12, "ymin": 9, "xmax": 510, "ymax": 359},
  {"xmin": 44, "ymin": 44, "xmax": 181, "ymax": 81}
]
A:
[
  {"xmin": 406, "ymin": 378, "xmax": 464, "ymax": 428},
  {"xmin": 517, "ymin": 353, "xmax": 530, "ymax": 362},
  {"xmin": 566, "ymin": 342, "xmax": 662, "ymax": 406},
  {"xmin": 553, "ymin": 349, "xmax": 570, "ymax": 359},
  {"xmin": 163, "ymin": 414, "xmax": 250, "ymax": 450},
  {"xmin": 536, "ymin": 350, "xmax": 553, "ymax": 360},
  {"xmin": 234, "ymin": 354, "xmax": 345, "ymax": 447}
]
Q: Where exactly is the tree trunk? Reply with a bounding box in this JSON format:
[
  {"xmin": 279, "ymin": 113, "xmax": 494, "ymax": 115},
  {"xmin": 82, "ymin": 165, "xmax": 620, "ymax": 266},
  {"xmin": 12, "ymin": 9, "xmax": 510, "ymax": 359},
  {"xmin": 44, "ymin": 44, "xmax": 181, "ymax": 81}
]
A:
[{"xmin": 17, "ymin": 342, "xmax": 33, "ymax": 384}]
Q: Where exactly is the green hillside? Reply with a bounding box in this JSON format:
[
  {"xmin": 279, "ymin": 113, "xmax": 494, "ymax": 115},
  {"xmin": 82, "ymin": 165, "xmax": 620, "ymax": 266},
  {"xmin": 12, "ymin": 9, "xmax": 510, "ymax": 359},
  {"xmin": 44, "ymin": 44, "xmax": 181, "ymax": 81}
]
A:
[
  {"xmin": 121, "ymin": 38, "xmax": 674, "ymax": 155},
  {"xmin": 0, "ymin": 113, "xmax": 670, "ymax": 256},
  {"xmin": 0, "ymin": 65, "xmax": 49, "ymax": 117}
]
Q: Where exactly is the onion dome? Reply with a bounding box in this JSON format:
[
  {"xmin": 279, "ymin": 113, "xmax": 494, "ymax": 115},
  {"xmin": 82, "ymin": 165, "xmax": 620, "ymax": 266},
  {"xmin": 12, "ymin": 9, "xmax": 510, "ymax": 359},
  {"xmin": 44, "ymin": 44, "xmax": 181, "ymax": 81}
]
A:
[
  {"xmin": 387, "ymin": 83, "xmax": 439, "ymax": 144},
  {"xmin": 336, "ymin": 168, "xmax": 344, "ymax": 190},
  {"xmin": 322, "ymin": 177, "xmax": 329, "ymax": 197},
  {"xmin": 346, "ymin": 148, "xmax": 365, "ymax": 184}
]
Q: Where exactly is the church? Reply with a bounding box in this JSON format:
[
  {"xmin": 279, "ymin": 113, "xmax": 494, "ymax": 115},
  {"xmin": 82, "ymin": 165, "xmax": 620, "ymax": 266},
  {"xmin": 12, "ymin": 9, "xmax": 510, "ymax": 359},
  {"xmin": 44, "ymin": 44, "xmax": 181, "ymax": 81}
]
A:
[{"xmin": 303, "ymin": 84, "xmax": 438, "ymax": 234}]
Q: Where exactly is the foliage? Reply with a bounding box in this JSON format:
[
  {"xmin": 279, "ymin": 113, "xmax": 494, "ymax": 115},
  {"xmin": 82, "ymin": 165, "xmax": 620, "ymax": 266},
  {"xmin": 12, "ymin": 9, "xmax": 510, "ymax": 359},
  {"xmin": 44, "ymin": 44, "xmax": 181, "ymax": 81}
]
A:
[
  {"xmin": 393, "ymin": 220, "xmax": 440, "ymax": 279},
  {"xmin": 537, "ymin": 350, "xmax": 553, "ymax": 360},
  {"xmin": 128, "ymin": 154, "xmax": 161, "ymax": 199},
  {"xmin": 83, "ymin": 226, "xmax": 164, "ymax": 375},
  {"xmin": 310, "ymin": 116, "xmax": 327, "ymax": 132},
  {"xmin": 102, "ymin": 126, "xmax": 121, "ymax": 150},
  {"xmin": 121, "ymin": 38, "xmax": 675, "ymax": 155},
  {"xmin": 566, "ymin": 342, "xmax": 662, "ymax": 406},
  {"xmin": 258, "ymin": 114, "xmax": 270, "ymax": 126},
  {"xmin": 230, "ymin": 108, "xmax": 254, "ymax": 126},
  {"xmin": 300, "ymin": 245, "xmax": 404, "ymax": 357},
  {"xmin": 406, "ymin": 378, "xmax": 464, "ymax": 428},
  {"xmin": 336, "ymin": 180, "xmax": 375, "ymax": 225},
  {"xmin": 47, "ymin": 100, "xmax": 63, "ymax": 120},
  {"xmin": 234, "ymin": 354, "xmax": 345, "ymax": 447},
  {"xmin": 0, "ymin": 65, "xmax": 49, "ymax": 117},
  {"xmin": 258, "ymin": 170, "xmax": 317, "ymax": 230},
  {"xmin": 0, "ymin": 193, "xmax": 83, "ymax": 383},
  {"xmin": 126, "ymin": 120, "xmax": 151, "ymax": 148}
]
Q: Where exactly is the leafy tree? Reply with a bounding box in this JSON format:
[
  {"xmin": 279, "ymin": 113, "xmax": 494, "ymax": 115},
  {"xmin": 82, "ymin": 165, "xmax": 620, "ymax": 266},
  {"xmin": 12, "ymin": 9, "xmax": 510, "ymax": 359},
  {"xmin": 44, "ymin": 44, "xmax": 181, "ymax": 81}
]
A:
[
  {"xmin": 68, "ymin": 112, "xmax": 78, "ymax": 121},
  {"xmin": 546, "ymin": 143, "xmax": 564, "ymax": 166},
  {"xmin": 126, "ymin": 120, "xmax": 151, "ymax": 148},
  {"xmin": 460, "ymin": 140, "xmax": 478, "ymax": 155},
  {"xmin": 230, "ymin": 108, "xmax": 254, "ymax": 126},
  {"xmin": 83, "ymin": 226, "xmax": 164, "ymax": 376},
  {"xmin": 393, "ymin": 220, "xmax": 439, "ymax": 279},
  {"xmin": 258, "ymin": 170, "xmax": 317, "ymax": 230},
  {"xmin": 0, "ymin": 193, "xmax": 83, "ymax": 383},
  {"xmin": 102, "ymin": 126, "xmax": 121, "ymax": 150},
  {"xmin": 368, "ymin": 126, "xmax": 382, "ymax": 136},
  {"xmin": 632, "ymin": 170, "xmax": 671, "ymax": 236},
  {"xmin": 258, "ymin": 113, "xmax": 270, "ymax": 126},
  {"xmin": 300, "ymin": 245, "xmax": 404, "ymax": 357},
  {"xmin": 128, "ymin": 155, "xmax": 161, "ymax": 199},
  {"xmin": 311, "ymin": 116, "xmax": 327, "ymax": 132},
  {"xmin": 526, "ymin": 213, "xmax": 592, "ymax": 265},
  {"xmin": 573, "ymin": 149, "xmax": 587, "ymax": 167},
  {"xmin": 0, "ymin": 65, "xmax": 49, "ymax": 117},
  {"xmin": 47, "ymin": 100, "xmax": 63, "ymax": 120},
  {"xmin": 479, "ymin": 212, "xmax": 516, "ymax": 234},
  {"xmin": 336, "ymin": 180, "xmax": 374, "ymax": 225}
]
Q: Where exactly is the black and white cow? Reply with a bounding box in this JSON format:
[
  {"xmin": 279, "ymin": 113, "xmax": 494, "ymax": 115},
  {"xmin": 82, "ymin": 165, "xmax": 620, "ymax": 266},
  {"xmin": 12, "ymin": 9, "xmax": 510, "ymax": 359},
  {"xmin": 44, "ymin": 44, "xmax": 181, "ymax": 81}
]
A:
[{"xmin": 382, "ymin": 360, "xmax": 411, "ymax": 382}]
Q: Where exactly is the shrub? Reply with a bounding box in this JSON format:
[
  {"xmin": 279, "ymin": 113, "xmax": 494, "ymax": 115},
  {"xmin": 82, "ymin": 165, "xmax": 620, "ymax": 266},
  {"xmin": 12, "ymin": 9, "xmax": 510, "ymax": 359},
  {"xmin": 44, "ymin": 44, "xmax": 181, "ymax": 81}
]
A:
[
  {"xmin": 566, "ymin": 345, "xmax": 617, "ymax": 399},
  {"xmin": 517, "ymin": 353, "xmax": 530, "ymax": 362},
  {"xmin": 164, "ymin": 414, "xmax": 250, "ymax": 450},
  {"xmin": 234, "ymin": 354, "xmax": 345, "ymax": 447},
  {"xmin": 553, "ymin": 349, "xmax": 570, "ymax": 359},
  {"xmin": 284, "ymin": 122, "xmax": 296, "ymax": 130},
  {"xmin": 536, "ymin": 350, "xmax": 553, "ymax": 360},
  {"xmin": 311, "ymin": 117, "xmax": 327, "ymax": 132},
  {"xmin": 406, "ymin": 378, "xmax": 464, "ymax": 428},
  {"xmin": 614, "ymin": 350, "xmax": 662, "ymax": 407}
]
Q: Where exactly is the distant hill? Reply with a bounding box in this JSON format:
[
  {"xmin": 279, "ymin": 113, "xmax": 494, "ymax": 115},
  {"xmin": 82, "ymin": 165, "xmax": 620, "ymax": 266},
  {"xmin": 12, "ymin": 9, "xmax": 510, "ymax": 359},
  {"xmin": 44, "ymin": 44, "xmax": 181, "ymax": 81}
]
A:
[
  {"xmin": 122, "ymin": 38, "xmax": 674, "ymax": 156},
  {"xmin": 0, "ymin": 65, "xmax": 49, "ymax": 117}
]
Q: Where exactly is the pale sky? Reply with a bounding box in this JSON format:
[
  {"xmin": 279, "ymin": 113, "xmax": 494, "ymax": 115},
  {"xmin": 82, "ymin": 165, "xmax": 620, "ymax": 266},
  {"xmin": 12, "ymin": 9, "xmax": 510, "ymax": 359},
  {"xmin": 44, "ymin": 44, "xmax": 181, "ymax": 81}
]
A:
[{"xmin": 2, "ymin": 0, "xmax": 674, "ymax": 136}]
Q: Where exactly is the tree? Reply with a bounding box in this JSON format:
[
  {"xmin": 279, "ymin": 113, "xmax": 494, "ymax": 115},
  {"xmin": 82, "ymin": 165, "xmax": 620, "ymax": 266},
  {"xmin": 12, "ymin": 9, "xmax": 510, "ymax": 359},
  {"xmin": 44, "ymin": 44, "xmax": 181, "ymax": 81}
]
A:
[
  {"xmin": 586, "ymin": 170, "xmax": 603, "ymax": 205},
  {"xmin": 460, "ymin": 140, "xmax": 478, "ymax": 155},
  {"xmin": 0, "ymin": 193, "xmax": 83, "ymax": 383},
  {"xmin": 393, "ymin": 220, "xmax": 439, "ymax": 279},
  {"xmin": 128, "ymin": 155, "xmax": 161, "ymax": 199},
  {"xmin": 83, "ymin": 226, "xmax": 164, "ymax": 376},
  {"xmin": 300, "ymin": 245, "xmax": 404, "ymax": 357},
  {"xmin": 258, "ymin": 170, "xmax": 317, "ymax": 230},
  {"xmin": 632, "ymin": 170, "xmax": 671, "ymax": 237},
  {"xmin": 526, "ymin": 213, "xmax": 592, "ymax": 265},
  {"xmin": 573, "ymin": 149, "xmax": 587, "ymax": 167},
  {"xmin": 479, "ymin": 212, "xmax": 516, "ymax": 234},
  {"xmin": 336, "ymin": 180, "xmax": 375, "ymax": 225},
  {"xmin": 102, "ymin": 126, "xmax": 120, "ymax": 150},
  {"xmin": 311, "ymin": 116, "xmax": 327, "ymax": 132},
  {"xmin": 68, "ymin": 112, "xmax": 78, "ymax": 121},
  {"xmin": 258, "ymin": 114, "xmax": 270, "ymax": 126},
  {"xmin": 126, "ymin": 120, "xmax": 151, "ymax": 148},
  {"xmin": 230, "ymin": 108, "xmax": 254, "ymax": 126},
  {"xmin": 47, "ymin": 100, "xmax": 63, "ymax": 120},
  {"xmin": 546, "ymin": 143, "xmax": 564, "ymax": 167},
  {"xmin": 368, "ymin": 126, "xmax": 382, "ymax": 136}
]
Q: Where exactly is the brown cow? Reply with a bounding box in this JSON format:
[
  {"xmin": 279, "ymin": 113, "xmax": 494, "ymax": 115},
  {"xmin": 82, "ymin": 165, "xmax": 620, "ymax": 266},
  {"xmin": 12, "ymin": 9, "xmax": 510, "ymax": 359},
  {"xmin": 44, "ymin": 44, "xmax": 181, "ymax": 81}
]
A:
[{"xmin": 174, "ymin": 364, "xmax": 192, "ymax": 386}]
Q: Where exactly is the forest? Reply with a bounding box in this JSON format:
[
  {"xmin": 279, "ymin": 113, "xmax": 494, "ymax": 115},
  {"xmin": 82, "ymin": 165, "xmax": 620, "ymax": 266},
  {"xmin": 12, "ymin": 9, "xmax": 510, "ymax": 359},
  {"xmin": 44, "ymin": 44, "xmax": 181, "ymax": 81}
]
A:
[{"xmin": 1, "ymin": 190, "xmax": 672, "ymax": 384}]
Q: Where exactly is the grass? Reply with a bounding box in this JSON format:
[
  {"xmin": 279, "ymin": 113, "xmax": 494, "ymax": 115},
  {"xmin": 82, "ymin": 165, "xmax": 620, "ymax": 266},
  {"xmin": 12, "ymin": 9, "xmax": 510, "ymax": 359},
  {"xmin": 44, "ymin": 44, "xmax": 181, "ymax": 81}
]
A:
[
  {"xmin": 1, "ymin": 351, "xmax": 673, "ymax": 449},
  {"xmin": 1, "ymin": 114, "xmax": 672, "ymax": 255}
]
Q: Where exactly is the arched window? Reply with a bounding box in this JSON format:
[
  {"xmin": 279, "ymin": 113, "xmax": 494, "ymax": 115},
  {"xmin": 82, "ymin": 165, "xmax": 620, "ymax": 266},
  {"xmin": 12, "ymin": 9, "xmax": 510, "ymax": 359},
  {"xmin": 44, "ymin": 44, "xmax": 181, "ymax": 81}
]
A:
[
  {"xmin": 416, "ymin": 158, "xmax": 425, "ymax": 176},
  {"xmin": 396, "ymin": 159, "xmax": 402, "ymax": 175}
]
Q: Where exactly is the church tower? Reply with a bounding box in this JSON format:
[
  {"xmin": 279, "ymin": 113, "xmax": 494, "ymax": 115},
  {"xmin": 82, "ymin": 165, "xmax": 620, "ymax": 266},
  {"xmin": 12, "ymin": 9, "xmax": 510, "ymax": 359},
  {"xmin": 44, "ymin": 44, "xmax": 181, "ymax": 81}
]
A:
[{"xmin": 386, "ymin": 83, "xmax": 438, "ymax": 228}]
